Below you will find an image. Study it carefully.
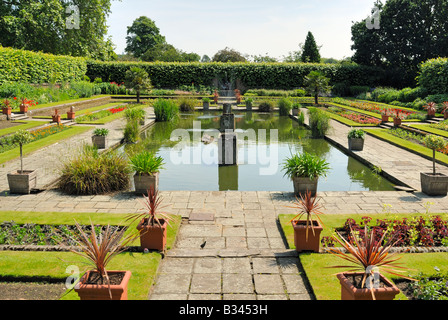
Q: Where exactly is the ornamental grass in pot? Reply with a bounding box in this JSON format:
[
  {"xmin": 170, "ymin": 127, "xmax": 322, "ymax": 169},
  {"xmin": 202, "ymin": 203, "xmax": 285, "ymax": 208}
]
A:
[
  {"xmin": 347, "ymin": 128, "xmax": 366, "ymax": 151},
  {"xmin": 421, "ymin": 135, "xmax": 448, "ymax": 196},
  {"xmin": 69, "ymin": 220, "xmax": 138, "ymax": 300},
  {"xmin": 129, "ymin": 150, "xmax": 164, "ymax": 195},
  {"xmin": 325, "ymin": 225, "xmax": 416, "ymax": 300},
  {"xmin": 282, "ymin": 152, "xmax": 330, "ymax": 197},
  {"xmin": 287, "ymin": 191, "xmax": 324, "ymax": 253},
  {"xmin": 126, "ymin": 187, "xmax": 173, "ymax": 252},
  {"xmin": 7, "ymin": 130, "xmax": 37, "ymax": 194}
]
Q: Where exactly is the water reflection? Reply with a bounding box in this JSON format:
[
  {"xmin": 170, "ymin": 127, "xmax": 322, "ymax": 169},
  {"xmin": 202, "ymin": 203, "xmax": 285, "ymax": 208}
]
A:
[{"xmin": 124, "ymin": 111, "xmax": 396, "ymax": 192}]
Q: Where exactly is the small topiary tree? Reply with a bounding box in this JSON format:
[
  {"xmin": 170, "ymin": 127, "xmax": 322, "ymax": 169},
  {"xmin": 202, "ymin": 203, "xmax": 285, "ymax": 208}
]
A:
[
  {"xmin": 423, "ymin": 135, "xmax": 448, "ymax": 175},
  {"xmin": 125, "ymin": 67, "xmax": 152, "ymax": 103},
  {"xmin": 304, "ymin": 71, "xmax": 332, "ymax": 104},
  {"xmin": 11, "ymin": 130, "xmax": 33, "ymax": 174}
]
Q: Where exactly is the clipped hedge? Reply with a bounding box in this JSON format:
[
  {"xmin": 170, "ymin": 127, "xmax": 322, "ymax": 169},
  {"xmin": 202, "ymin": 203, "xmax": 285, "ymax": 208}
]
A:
[
  {"xmin": 418, "ymin": 57, "xmax": 448, "ymax": 95},
  {"xmin": 86, "ymin": 60, "xmax": 386, "ymax": 90},
  {"xmin": 0, "ymin": 46, "xmax": 87, "ymax": 85}
]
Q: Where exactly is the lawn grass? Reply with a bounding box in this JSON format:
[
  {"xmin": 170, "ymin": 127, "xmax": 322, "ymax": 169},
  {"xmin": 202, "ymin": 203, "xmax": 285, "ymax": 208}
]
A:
[
  {"xmin": 364, "ymin": 128, "xmax": 448, "ymax": 165},
  {"xmin": 0, "ymin": 211, "xmax": 182, "ymax": 300},
  {"xmin": 0, "ymin": 121, "xmax": 46, "ymax": 137},
  {"xmin": 279, "ymin": 212, "xmax": 448, "ymax": 300},
  {"xmin": 406, "ymin": 124, "xmax": 448, "ymax": 138},
  {"xmin": 0, "ymin": 125, "xmax": 92, "ymax": 165}
]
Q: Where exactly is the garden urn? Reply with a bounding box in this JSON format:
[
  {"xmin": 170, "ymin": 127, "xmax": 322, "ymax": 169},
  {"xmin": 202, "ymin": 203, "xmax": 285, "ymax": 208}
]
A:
[
  {"xmin": 336, "ymin": 272, "xmax": 400, "ymax": 301},
  {"xmin": 134, "ymin": 172, "xmax": 159, "ymax": 195},
  {"xmin": 67, "ymin": 107, "xmax": 75, "ymax": 120},
  {"xmin": 381, "ymin": 114, "xmax": 388, "ymax": 123},
  {"xmin": 137, "ymin": 218, "xmax": 167, "ymax": 251},
  {"xmin": 92, "ymin": 135, "xmax": 107, "ymax": 149},
  {"xmin": 292, "ymin": 219, "xmax": 323, "ymax": 253},
  {"xmin": 292, "ymin": 108, "xmax": 299, "ymax": 117},
  {"xmin": 420, "ymin": 172, "xmax": 448, "ymax": 197},
  {"xmin": 393, "ymin": 118, "xmax": 402, "ymax": 127},
  {"xmin": 2, "ymin": 107, "xmax": 12, "ymax": 116},
  {"xmin": 19, "ymin": 103, "xmax": 28, "ymax": 113},
  {"xmin": 75, "ymin": 270, "xmax": 132, "ymax": 300},
  {"xmin": 203, "ymin": 101, "xmax": 210, "ymax": 110},
  {"xmin": 7, "ymin": 169, "xmax": 37, "ymax": 194}
]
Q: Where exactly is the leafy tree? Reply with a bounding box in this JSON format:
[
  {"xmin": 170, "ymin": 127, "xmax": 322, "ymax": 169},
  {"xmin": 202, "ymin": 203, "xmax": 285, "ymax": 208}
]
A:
[
  {"xmin": 303, "ymin": 71, "xmax": 332, "ymax": 104},
  {"xmin": 201, "ymin": 55, "xmax": 211, "ymax": 63},
  {"xmin": 351, "ymin": 0, "xmax": 448, "ymax": 86},
  {"xmin": 212, "ymin": 47, "xmax": 247, "ymax": 62},
  {"xmin": 252, "ymin": 54, "xmax": 278, "ymax": 63},
  {"xmin": 0, "ymin": 0, "xmax": 116, "ymax": 60},
  {"xmin": 125, "ymin": 16, "xmax": 166, "ymax": 58},
  {"xmin": 301, "ymin": 32, "xmax": 321, "ymax": 63},
  {"xmin": 141, "ymin": 43, "xmax": 200, "ymax": 62},
  {"xmin": 125, "ymin": 67, "xmax": 152, "ymax": 103}
]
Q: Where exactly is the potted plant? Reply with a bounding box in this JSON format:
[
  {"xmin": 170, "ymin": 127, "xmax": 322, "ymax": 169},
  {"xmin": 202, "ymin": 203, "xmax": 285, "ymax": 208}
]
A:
[
  {"xmin": 292, "ymin": 103, "xmax": 300, "ymax": 117},
  {"xmin": 442, "ymin": 101, "xmax": 448, "ymax": 120},
  {"xmin": 52, "ymin": 109, "xmax": 61, "ymax": 123},
  {"xmin": 288, "ymin": 191, "xmax": 324, "ymax": 253},
  {"xmin": 213, "ymin": 90, "xmax": 219, "ymax": 104},
  {"xmin": 67, "ymin": 106, "xmax": 76, "ymax": 120},
  {"xmin": 7, "ymin": 130, "xmax": 37, "ymax": 194},
  {"xmin": 282, "ymin": 152, "xmax": 330, "ymax": 197},
  {"xmin": 347, "ymin": 128, "xmax": 366, "ymax": 151},
  {"xmin": 19, "ymin": 98, "xmax": 35, "ymax": 114},
  {"xmin": 424, "ymin": 102, "xmax": 437, "ymax": 119},
  {"xmin": 380, "ymin": 109, "xmax": 389, "ymax": 123},
  {"xmin": 91, "ymin": 128, "xmax": 109, "ymax": 149},
  {"xmin": 421, "ymin": 135, "xmax": 448, "ymax": 196},
  {"xmin": 245, "ymin": 97, "xmax": 254, "ymax": 111},
  {"xmin": 69, "ymin": 220, "xmax": 137, "ymax": 300},
  {"xmin": 325, "ymin": 225, "xmax": 416, "ymax": 300},
  {"xmin": 393, "ymin": 110, "xmax": 404, "ymax": 127},
  {"xmin": 126, "ymin": 187, "xmax": 173, "ymax": 252},
  {"xmin": 202, "ymin": 97, "xmax": 210, "ymax": 110},
  {"xmin": 129, "ymin": 150, "xmax": 164, "ymax": 195},
  {"xmin": 2, "ymin": 99, "xmax": 12, "ymax": 117},
  {"xmin": 234, "ymin": 89, "xmax": 242, "ymax": 104}
]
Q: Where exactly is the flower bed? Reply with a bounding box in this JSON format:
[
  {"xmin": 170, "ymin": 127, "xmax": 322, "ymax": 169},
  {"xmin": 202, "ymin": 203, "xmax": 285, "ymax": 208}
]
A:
[
  {"xmin": 0, "ymin": 124, "xmax": 69, "ymax": 154},
  {"xmin": 0, "ymin": 221, "xmax": 125, "ymax": 247},
  {"xmin": 322, "ymin": 215, "xmax": 448, "ymax": 248},
  {"xmin": 327, "ymin": 106, "xmax": 381, "ymax": 125},
  {"xmin": 387, "ymin": 127, "xmax": 448, "ymax": 155},
  {"xmin": 75, "ymin": 104, "xmax": 127, "ymax": 123}
]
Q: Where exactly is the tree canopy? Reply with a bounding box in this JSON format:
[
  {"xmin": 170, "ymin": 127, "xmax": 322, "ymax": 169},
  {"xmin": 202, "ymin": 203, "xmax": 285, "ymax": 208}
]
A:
[
  {"xmin": 212, "ymin": 47, "xmax": 247, "ymax": 62},
  {"xmin": 301, "ymin": 32, "xmax": 321, "ymax": 63},
  {"xmin": 0, "ymin": 0, "xmax": 117, "ymax": 60},
  {"xmin": 125, "ymin": 16, "xmax": 166, "ymax": 58},
  {"xmin": 351, "ymin": 0, "xmax": 448, "ymax": 85}
]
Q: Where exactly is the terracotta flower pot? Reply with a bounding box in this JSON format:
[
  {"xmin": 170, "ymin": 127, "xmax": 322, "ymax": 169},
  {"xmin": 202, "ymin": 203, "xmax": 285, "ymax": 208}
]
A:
[
  {"xmin": 3, "ymin": 107, "xmax": 12, "ymax": 116},
  {"xmin": 381, "ymin": 115, "xmax": 388, "ymax": 123},
  {"xmin": 19, "ymin": 104, "xmax": 28, "ymax": 113},
  {"xmin": 67, "ymin": 111, "xmax": 76, "ymax": 120},
  {"xmin": 75, "ymin": 270, "xmax": 131, "ymax": 300},
  {"xmin": 393, "ymin": 118, "xmax": 402, "ymax": 127},
  {"xmin": 137, "ymin": 218, "xmax": 167, "ymax": 251},
  {"xmin": 52, "ymin": 115, "xmax": 61, "ymax": 123},
  {"xmin": 336, "ymin": 272, "xmax": 400, "ymax": 300},
  {"xmin": 444, "ymin": 112, "xmax": 448, "ymax": 120},
  {"xmin": 291, "ymin": 219, "xmax": 323, "ymax": 253}
]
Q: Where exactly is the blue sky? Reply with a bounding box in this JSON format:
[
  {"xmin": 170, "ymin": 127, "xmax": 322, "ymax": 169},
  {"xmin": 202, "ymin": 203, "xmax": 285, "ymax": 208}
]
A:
[{"xmin": 106, "ymin": 0, "xmax": 375, "ymax": 60}]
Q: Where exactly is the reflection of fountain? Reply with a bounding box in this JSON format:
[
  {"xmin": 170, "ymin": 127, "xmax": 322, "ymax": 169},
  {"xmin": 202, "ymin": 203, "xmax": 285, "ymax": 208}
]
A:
[{"xmin": 218, "ymin": 103, "xmax": 238, "ymax": 166}]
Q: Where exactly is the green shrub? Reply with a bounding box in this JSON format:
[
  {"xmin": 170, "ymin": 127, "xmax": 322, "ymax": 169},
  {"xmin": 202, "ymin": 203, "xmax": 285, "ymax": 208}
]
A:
[
  {"xmin": 58, "ymin": 146, "xmax": 131, "ymax": 195},
  {"xmin": 0, "ymin": 47, "xmax": 86, "ymax": 84},
  {"xmin": 177, "ymin": 97, "xmax": 197, "ymax": 112},
  {"xmin": 282, "ymin": 152, "xmax": 330, "ymax": 179},
  {"xmin": 347, "ymin": 128, "xmax": 366, "ymax": 139},
  {"xmin": 123, "ymin": 120, "xmax": 140, "ymax": 143},
  {"xmin": 308, "ymin": 107, "xmax": 331, "ymax": 137},
  {"xmin": 153, "ymin": 98, "xmax": 179, "ymax": 121},
  {"xmin": 69, "ymin": 81, "xmax": 101, "ymax": 98},
  {"xmin": 93, "ymin": 128, "xmax": 109, "ymax": 136},
  {"xmin": 129, "ymin": 150, "xmax": 165, "ymax": 175},
  {"xmin": 418, "ymin": 57, "xmax": 448, "ymax": 95},
  {"xmin": 425, "ymin": 94, "xmax": 448, "ymax": 104},
  {"xmin": 349, "ymin": 86, "xmax": 370, "ymax": 97},
  {"xmin": 298, "ymin": 112, "xmax": 305, "ymax": 126},
  {"xmin": 258, "ymin": 101, "xmax": 274, "ymax": 112},
  {"xmin": 278, "ymin": 97, "xmax": 293, "ymax": 116}
]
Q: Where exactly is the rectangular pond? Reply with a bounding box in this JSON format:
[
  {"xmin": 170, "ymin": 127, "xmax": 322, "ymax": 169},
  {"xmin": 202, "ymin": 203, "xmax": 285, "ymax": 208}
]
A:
[{"xmin": 123, "ymin": 111, "xmax": 396, "ymax": 192}]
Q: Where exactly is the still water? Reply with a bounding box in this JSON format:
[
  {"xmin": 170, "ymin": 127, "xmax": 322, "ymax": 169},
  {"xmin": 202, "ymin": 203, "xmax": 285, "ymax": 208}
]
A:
[{"xmin": 125, "ymin": 111, "xmax": 396, "ymax": 192}]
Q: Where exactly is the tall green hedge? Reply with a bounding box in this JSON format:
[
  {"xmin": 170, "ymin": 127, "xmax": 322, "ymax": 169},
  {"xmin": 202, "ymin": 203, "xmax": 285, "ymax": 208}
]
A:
[
  {"xmin": 0, "ymin": 46, "xmax": 87, "ymax": 84},
  {"xmin": 417, "ymin": 57, "xmax": 448, "ymax": 95},
  {"xmin": 86, "ymin": 60, "xmax": 386, "ymax": 90}
]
